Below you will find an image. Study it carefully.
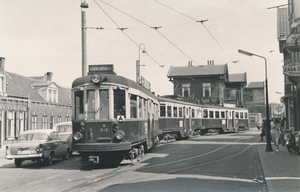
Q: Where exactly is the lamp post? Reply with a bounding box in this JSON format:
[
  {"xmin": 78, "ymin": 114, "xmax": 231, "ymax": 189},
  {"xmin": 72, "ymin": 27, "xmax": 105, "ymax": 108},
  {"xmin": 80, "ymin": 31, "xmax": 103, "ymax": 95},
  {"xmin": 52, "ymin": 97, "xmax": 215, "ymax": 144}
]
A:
[
  {"xmin": 136, "ymin": 43, "xmax": 147, "ymax": 83},
  {"xmin": 238, "ymin": 49, "xmax": 273, "ymax": 152}
]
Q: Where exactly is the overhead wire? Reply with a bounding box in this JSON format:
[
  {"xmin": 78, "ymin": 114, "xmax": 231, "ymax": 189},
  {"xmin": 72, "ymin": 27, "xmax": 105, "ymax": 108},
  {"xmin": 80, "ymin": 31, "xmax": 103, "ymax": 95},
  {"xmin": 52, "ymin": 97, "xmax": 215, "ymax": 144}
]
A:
[
  {"xmin": 95, "ymin": 0, "xmax": 200, "ymax": 66},
  {"xmin": 152, "ymin": 0, "xmax": 244, "ymax": 73}
]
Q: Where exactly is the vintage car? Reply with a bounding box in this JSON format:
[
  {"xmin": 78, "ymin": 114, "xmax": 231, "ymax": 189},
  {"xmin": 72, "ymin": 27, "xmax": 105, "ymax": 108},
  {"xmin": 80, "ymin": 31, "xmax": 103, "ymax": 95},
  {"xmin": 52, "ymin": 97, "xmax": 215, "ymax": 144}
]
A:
[
  {"xmin": 53, "ymin": 122, "xmax": 72, "ymax": 133},
  {"xmin": 53, "ymin": 122, "xmax": 73, "ymax": 155},
  {"xmin": 5, "ymin": 129, "xmax": 71, "ymax": 167}
]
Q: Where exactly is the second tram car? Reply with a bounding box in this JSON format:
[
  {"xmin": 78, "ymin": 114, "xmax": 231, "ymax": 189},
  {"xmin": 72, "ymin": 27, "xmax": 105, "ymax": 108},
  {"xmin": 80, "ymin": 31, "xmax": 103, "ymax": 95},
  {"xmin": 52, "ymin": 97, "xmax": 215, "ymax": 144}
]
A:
[{"xmin": 71, "ymin": 65, "xmax": 160, "ymax": 164}]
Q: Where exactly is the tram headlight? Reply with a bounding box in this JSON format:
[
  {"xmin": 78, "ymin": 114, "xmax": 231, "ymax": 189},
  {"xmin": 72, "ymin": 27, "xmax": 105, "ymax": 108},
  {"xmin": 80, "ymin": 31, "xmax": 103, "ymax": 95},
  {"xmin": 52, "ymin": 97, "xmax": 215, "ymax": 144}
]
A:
[
  {"xmin": 91, "ymin": 74, "xmax": 101, "ymax": 84},
  {"xmin": 115, "ymin": 130, "xmax": 125, "ymax": 141},
  {"xmin": 74, "ymin": 132, "xmax": 83, "ymax": 141},
  {"xmin": 80, "ymin": 122, "xmax": 85, "ymax": 127}
]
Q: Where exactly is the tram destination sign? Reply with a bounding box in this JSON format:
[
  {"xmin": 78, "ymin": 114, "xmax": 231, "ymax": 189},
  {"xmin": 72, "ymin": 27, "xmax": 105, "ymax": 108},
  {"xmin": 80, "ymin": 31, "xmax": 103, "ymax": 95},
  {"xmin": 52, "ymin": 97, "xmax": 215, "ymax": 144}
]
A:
[
  {"xmin": 88, "ymin": 64, "xmax": 114, "ymax": 75},
  {"xmin": 283, "ymin": 62, "xmax": 300, "ymax": 76}
]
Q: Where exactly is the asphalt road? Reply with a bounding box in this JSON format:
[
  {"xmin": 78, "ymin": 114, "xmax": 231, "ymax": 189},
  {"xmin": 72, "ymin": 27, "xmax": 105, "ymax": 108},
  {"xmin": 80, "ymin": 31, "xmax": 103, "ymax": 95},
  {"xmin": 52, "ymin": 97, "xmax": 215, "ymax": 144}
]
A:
[{"xmin": 0, "ymin": 129, "xmax": 267, "ymax": 192}]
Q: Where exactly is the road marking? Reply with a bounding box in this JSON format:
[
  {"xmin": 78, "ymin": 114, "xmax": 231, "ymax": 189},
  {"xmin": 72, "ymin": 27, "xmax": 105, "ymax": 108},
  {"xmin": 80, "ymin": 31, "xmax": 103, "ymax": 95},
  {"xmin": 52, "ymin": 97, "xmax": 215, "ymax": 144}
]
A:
[
  {"xmin": 168, "ymin": 141, "xmax": 265, "ymax": 145},
  {"xmin": 265, "ymin": 177, "xmax": 300, "ymax": 180},
  {"xmin": 124, "ymin": 172, "xmax": 256, "ymax": 183}
]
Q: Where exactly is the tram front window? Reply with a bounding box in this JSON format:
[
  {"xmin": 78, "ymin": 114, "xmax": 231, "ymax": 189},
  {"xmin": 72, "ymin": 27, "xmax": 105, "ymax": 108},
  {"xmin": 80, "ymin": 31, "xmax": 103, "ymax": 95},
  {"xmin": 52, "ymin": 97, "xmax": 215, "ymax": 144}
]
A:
[{"xmin": 114, "ymin": 89, "xmax": 125, "ymax": 118}]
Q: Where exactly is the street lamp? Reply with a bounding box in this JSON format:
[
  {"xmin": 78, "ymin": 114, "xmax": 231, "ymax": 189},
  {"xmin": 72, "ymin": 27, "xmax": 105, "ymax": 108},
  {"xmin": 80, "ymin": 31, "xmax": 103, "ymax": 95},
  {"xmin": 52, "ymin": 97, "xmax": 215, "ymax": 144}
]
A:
[
  {"xmin": 136, "ymin": 43, "xmax": 147, "ymax": 83},
  {"xmin": 238, "ymin": 49, "xmax": 273, "ymax": 152}
]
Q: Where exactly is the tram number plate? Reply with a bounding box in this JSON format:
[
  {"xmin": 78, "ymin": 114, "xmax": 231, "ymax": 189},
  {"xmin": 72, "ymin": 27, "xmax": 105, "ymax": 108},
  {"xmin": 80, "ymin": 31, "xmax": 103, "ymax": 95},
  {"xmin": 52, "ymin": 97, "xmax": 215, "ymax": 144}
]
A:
[
  {"xmin": 17, "ymin": 150, "xmax": 31, "ymax": 155},
  {"xmin": 89, "ymin": 156, "xmax": 99, "ymax": 164}
]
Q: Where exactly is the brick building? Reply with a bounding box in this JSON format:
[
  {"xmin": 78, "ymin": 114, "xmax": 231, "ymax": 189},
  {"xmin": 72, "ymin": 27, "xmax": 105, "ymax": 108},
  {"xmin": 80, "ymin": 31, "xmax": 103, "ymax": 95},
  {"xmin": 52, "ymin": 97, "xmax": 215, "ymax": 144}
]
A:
[{"xmin": 0, "ymin": 57, "xmax": 71, "ymax": 149}]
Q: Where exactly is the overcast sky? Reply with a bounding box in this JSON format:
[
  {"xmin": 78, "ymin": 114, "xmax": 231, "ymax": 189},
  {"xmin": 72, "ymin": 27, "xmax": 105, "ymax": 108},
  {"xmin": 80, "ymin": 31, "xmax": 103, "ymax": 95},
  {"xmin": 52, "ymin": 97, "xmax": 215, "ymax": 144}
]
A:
[{"xmin": 1, "ymin": 0, "xmax": 288, "ymax": 102}]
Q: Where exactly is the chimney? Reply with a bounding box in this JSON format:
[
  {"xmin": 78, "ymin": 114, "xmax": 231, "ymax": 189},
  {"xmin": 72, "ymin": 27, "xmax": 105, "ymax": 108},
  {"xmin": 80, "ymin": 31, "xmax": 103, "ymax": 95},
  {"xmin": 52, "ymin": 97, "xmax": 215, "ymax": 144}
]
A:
[
  {"xmin": 45, "ymin": 72, "xmax": 53, "ymax": 82},
  {"xmin": 0, "ymin": 57, "xmax": 5, "ymax": 71}
]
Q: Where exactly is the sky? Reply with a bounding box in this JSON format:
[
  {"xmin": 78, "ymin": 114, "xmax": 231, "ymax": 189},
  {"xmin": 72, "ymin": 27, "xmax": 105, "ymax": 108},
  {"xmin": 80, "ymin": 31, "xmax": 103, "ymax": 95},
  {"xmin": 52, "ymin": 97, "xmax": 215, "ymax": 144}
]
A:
[{"xmin": 0, "ymin": 0, "xmax": 288, "ymax": 103}]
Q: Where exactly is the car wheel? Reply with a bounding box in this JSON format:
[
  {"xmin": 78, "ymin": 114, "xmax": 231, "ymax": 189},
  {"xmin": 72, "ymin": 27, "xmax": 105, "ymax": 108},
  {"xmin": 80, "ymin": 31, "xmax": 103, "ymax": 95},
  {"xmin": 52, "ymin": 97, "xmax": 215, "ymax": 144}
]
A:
[
  {"xmin": 14, "ymin": 159, "xmax": 22, "ymax": 167},
  {"xmin": 63, "ymin": 149, "xmax": 70, "ymax": 160},
  {"xmin": 45, "ymin": 153, "xmax": 53, "ymax": 165},
  {"xmin": 68, "ymin": 150, "xmax": 73, "ymax": 156}
]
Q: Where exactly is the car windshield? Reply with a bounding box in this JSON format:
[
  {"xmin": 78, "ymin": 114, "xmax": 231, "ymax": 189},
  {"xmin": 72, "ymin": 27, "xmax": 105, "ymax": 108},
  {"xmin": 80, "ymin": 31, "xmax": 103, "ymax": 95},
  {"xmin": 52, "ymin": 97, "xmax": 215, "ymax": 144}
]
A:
[
  {"xmin": 57, "ymin": 125, "xmax": 72, "ymax": 133},
  {"xmin": 18, "ymin": 133, "xmax": 48, "ymax": 141}
]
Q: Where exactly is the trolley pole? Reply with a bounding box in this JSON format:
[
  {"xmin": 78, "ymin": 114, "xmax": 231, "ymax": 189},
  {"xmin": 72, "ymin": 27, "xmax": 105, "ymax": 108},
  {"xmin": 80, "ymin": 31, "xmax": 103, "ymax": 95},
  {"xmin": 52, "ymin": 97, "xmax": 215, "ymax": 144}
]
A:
[{"xmin": 81, "ymin": 1, "xmax": 88, "ymax": 77}]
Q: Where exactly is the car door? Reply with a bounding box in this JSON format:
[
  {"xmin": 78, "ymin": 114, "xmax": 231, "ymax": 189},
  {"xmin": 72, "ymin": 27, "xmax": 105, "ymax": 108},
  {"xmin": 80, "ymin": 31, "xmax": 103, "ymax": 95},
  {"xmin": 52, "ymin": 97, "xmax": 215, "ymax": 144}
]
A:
[{"xmin": 51, "ymin": 132, "xmax": 66, "ymax": 158}]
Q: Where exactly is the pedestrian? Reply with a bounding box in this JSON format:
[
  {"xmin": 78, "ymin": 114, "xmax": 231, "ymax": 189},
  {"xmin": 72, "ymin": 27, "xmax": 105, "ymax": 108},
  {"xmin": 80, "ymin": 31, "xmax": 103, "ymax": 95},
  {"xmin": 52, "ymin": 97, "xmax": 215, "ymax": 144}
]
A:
[
  {"xmin": 279, "ymin": 119, "xmax": 285, "ymax": 147},
  {"xmin": 270, "ymin": 118, "xmax": 280, "ymax": 152},
  {"xmin": 260, "ymin": 119, "xmax": 266, "ymax": 141}
]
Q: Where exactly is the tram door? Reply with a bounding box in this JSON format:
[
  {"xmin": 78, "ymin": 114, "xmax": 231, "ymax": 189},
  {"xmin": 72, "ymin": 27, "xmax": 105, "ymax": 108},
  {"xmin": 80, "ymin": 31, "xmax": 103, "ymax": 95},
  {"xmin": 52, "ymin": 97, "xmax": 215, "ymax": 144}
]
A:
[
  {"xmin": 147, "ymin": 101, "xmax": 154, "ymax": 149},
  {"xmin": 183, "ymin": 107, "xmax": 186, "ymax": 136},
  {"xmin": 225, "ymin": 111, "xmax": 229, "ymax": 130},
  {"xmin": 188, "ymin": 107, "xmax": 192, "ymax": 136},
  {"xmin": 232, "ymin": 110, "xmax": 235, "ymax": 130}
]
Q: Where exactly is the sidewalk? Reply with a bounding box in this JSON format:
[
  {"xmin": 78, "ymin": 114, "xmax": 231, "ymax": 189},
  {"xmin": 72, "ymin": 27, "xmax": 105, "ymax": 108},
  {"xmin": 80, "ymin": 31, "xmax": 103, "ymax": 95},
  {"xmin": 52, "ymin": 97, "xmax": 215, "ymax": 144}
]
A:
[{"xmin": 257, "ymin": 140, "xmax": 300, "ymax": 192}]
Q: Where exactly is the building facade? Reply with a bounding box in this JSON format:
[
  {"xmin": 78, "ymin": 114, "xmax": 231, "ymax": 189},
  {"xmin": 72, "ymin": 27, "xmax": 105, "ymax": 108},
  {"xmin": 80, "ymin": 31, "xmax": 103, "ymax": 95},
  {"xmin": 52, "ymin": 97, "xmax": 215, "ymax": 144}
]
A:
[
  {"xmin": 0, "ymin": 57, "xmax": 72, "ymax": 149},
  {"xmin": 167, "ymin": 61, "xmax": 247, "ymax": 108},
  {"xmin": 277, "ymin": 0, "xmax": 300, "ymax": 130}
]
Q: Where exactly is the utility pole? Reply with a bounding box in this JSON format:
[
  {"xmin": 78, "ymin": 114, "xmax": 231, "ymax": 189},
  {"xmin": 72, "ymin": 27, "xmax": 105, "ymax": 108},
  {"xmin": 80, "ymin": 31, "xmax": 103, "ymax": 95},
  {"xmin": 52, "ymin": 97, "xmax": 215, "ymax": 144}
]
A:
[{"xmin": 81, "ymin": 1, "xmax": 88, "ymax": 77}]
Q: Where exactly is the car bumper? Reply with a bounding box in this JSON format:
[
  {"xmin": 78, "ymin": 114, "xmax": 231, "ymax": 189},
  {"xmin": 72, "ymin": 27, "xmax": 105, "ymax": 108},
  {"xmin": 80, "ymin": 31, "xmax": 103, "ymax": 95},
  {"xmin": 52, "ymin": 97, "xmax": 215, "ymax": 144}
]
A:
[{"xmin": 5, "ymin": 153, "xmax": 44, "ymax": 160}]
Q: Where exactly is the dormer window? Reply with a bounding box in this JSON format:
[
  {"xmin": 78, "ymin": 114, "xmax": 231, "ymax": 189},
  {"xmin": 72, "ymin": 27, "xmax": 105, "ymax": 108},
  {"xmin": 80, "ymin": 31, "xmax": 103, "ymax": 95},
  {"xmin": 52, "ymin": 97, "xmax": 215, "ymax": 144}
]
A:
[
  {"xmin": 47, "ymin": 88, "xmax": 58, "ymax": 103},
  {"xmin": 0, "ymin": 74, "xmax": 6, "ymax": 96}
]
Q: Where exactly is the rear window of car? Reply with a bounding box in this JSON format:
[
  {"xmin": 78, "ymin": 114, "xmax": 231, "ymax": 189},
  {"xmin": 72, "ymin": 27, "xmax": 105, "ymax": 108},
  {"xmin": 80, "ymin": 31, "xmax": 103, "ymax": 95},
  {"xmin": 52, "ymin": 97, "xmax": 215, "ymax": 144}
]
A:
[
  {"xmin": 19, "ymin": 133, "xmax": 48, "ymax": 141},
  {"xmin": 57, "ymin": 125, "xmax": 72, "ymax": 133}
]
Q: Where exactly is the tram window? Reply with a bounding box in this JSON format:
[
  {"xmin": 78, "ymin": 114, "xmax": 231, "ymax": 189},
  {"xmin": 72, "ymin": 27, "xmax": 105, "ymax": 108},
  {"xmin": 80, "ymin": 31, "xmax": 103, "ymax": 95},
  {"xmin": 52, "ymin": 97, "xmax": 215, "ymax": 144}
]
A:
[
  {"xmin": 160, "ymin": 105, "xmax": 166, "ymax": 117},
  {"xmin": 114, "ymin": 89, "xmax": 125, "ymax": 118},
  {"xmin": 229, "ymin": 112, "xmax": 231, "ymax": 118},
  {"xmin": 221, "ymin": 111, "xmax": 225, "ymax": 118},
  {"xmin": 138, "ymin": 97, "xmax": 142, "ymax": 118},
  {"xmin": 173, "ymin": 107, "xmax": 178, "ymax": 117},
  {"xmin": 240, "ymin": 112, "xmax": 243, "ymax": 119},
  {"xmin": 215, "ymin": 111, "xmax": 219, "ymax": 118},
  {"xmin": 144, "ymin": 100, "xmax": 147, "ymax": 118},
  {"xmin": 167, "ymin": 106, "xmax": 172, "ymax": 117},
  {"xmin": 75, "ymin": 91, "xmax": 84, "ymax": 119},
  {"xmin": 235, "ymin": 112, "xmax": 239, "ymax": 118},
  {"xmin": 179, "ymin": 107, "xmax": 183, "ymax": 117},
  {"xmin": 87, "ymin": 90, "xmax": 95, "ymax": 120},
  {"xmin": 130, "ymin": 95, "xmax": 137, "ymax": 118},
  {"xmin": 192, "ymin": 109, "xmax": 195, "ymax": 118},
  {"xmin": 99, "ymin": 90, "xmax": 109, "ymax": 119},
  {"xmin": 245, "ymin": 112, "xmax": 248, "ymax": 118},
  {"xmin": 209, "ymin": 111, "xmax": 214, "ymax": 118},
  {"xmin": 203, "ymin": 109, "xmax": 208, "ymax": 118}
]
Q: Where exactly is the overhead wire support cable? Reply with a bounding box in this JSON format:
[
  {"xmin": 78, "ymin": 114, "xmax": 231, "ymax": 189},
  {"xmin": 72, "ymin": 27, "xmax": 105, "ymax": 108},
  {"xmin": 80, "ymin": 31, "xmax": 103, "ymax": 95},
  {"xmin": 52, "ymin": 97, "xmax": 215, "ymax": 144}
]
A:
[{"xmin": 95, "ymin": 0, "xmax": 199, "ymax": 66}]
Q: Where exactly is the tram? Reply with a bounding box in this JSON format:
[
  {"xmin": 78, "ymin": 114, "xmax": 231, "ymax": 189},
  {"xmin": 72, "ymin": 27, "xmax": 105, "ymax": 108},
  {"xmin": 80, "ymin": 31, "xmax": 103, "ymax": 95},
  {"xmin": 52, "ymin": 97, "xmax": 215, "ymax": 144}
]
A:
[{"xmin": 71, "ymin": 65, "xmax": 160, "ymax": 164}]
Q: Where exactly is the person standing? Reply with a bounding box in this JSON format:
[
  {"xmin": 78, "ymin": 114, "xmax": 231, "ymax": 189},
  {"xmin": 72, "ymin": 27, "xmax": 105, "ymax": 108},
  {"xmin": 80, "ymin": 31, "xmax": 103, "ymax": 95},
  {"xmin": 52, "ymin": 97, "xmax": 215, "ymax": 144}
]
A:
[
  {"xmin": 270, "ymin": 118, "xmax": 281, "ymax": 152},
  {"xmin": 260, "ymin": 119, "xmax": 266, "ymax": 141}
]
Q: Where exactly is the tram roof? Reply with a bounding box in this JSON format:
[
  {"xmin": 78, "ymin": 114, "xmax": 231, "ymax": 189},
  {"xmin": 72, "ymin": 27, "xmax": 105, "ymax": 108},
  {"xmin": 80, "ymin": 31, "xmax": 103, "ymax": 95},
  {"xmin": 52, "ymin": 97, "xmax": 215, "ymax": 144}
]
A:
[{"xmin": 72, "ymin": 74, "xmax": 157, "ymax": 99}]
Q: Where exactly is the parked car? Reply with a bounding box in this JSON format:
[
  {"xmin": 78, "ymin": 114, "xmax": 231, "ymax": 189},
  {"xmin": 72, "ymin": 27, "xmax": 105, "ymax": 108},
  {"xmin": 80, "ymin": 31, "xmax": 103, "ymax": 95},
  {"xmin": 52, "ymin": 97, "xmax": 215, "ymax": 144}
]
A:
[
  {"xmin": 5, "ymin": 129, "xmax": 71, "ymax": 167},
  {"xmin": 53, "ymin": 122, "xmax": 72, "ymax": 133},
  {"xmin": 53, "ymin": 122, "xmax": 73, "ymax": 155}
]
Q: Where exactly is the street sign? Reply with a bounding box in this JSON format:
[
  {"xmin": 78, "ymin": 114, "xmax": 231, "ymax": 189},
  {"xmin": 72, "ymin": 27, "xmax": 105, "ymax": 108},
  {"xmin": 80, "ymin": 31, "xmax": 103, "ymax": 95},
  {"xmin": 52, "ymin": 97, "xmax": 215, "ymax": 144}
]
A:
[
  {"xmin": 283, "ymin": 62, "xmax": 300, "ymax": 76},
  {"xmin": 286, "ymin": 33, "xmax": 300, "ymax": 52}
]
